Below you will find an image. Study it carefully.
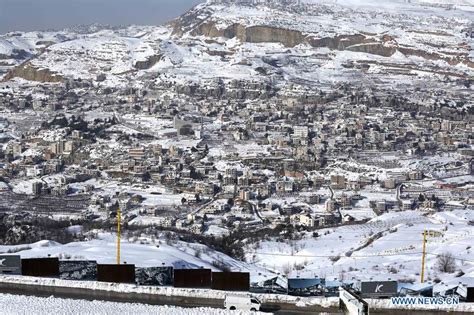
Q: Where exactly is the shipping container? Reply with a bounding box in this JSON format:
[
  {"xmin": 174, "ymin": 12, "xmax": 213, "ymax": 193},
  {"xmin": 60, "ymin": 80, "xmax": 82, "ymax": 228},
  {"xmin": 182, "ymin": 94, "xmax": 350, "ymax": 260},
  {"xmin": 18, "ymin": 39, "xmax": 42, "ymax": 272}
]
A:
[
  {"xmin": 360, "ymin": 281, "xmax": 398, "ymax": 299},
  {"xmin": 174, "ymin": 269, "xmax": 212, "ymax": 288},
  {"xmin": 0, "ymin": 255, "xmax": 21, "ymax": 275},
  {"xmin": 136, "ymin": 267, "xmax": 173, "ymax": 286},
  {"xmin": 60, "ymin": 260, "xmax": 97, "ymax": 280},
  {"xmin": 21, "ymin": 258, "xmax": 59, "ymax": 277},
  {"xmin": 466, "ymin": 287, "xmax": 474, "ymax": 303},
  {"xmin": 212, "ymin": 272, "xmax": 250, "ymax": 291},
  {"xmin": 97, "ymin": 264, "xmax": 135, "ymax": 284}
]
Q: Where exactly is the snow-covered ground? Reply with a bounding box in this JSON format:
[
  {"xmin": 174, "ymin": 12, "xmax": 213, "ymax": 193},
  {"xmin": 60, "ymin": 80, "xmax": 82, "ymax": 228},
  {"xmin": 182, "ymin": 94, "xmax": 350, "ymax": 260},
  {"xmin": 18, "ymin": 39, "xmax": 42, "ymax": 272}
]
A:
[{"xmin": 0, "ymin": 293, "xmax": 262, "ymax": 315}]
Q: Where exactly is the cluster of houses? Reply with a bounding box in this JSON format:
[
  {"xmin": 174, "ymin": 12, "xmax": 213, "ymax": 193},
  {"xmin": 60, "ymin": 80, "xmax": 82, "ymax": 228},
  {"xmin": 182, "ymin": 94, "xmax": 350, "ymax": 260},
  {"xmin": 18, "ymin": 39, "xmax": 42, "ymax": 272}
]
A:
[{"xmin": 0, "ymin": 77, "xmax": 473, "ymax": 236}]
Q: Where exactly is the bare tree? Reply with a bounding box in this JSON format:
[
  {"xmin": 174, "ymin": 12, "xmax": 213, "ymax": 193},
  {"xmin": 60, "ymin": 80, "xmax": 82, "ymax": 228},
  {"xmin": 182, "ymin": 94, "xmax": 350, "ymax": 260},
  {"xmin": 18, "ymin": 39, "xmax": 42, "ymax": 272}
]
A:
[
  {"xmin": 435, "ymin": 252, "xmax": 456, "ymax": 273},
  {"xmin": 282, "ymin": 263, "xmax": 292, "ymax": 277},
  {"xmin": 339, "ymin": 269, "xmax": 346, "ymax": 281},
  {"xmin": 194, "ymin": 247, "xmax": 202, "ymax": 258}
]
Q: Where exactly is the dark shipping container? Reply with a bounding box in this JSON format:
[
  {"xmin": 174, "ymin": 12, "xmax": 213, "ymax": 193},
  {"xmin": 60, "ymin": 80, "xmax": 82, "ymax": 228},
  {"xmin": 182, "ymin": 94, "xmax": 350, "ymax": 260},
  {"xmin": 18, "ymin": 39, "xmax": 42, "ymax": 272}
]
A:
[
  {"xmin": 467, "ymin": 287, "xmax": 474, "ymax": 303},
  {"xmin": 212, "ymin": 272, "xmax": 250, "ymax": 291},
  {"xmin": 97, "ymin": 264, "xmax": 135, "ymax": 284},
  {"xmin": 21, "ymin": 258, "xmax": 59, "ymax": 277},
  {"xmin": 174, "ymin": 269, "xmax": 212, "ymax": 288}
]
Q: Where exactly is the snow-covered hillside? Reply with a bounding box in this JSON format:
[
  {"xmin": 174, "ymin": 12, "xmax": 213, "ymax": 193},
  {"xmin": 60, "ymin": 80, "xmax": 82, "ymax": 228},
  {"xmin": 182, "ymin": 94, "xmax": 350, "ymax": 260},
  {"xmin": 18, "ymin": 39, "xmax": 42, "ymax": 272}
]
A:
[
  {"xmin": 246, "ymin": 210, "xmax": 474, "ymax": 285},
  {"xmin": 0, "ymin": 31, "xmax": 74, "ymax": 77},
  {"xmin": 304, "ymin": 0, "xmax": 474, "ymax": 7},
  {"xmin": 33, "ymin": 26, "xmax": 168, "ymax": 84},
  {"xmin": 0, "ymin": 233, "xmax": 274, "ymax": 282}
]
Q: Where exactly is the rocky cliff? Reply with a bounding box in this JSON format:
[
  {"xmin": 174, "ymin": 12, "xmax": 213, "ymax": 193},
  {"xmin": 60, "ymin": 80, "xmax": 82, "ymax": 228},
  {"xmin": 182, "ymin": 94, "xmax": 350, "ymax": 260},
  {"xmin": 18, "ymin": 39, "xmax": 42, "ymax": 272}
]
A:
[
  {"xmin": 172, "ymin": 1, "xmax": 473, "ymax": 67},
  {"xmin": 181, "ymin": 18, "xmax": 473, "ymax": 66},
  {"xmin": 2, "ymin": 62, "xmax": 64, "ymax": 83}
]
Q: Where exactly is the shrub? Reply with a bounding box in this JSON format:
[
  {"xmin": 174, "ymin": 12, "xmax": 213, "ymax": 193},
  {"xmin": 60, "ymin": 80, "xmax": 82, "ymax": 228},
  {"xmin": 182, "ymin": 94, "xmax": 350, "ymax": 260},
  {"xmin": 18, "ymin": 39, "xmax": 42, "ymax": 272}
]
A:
[{"xmin": 435, "ymin": 252, "xmax": 456, "ymax": 273}]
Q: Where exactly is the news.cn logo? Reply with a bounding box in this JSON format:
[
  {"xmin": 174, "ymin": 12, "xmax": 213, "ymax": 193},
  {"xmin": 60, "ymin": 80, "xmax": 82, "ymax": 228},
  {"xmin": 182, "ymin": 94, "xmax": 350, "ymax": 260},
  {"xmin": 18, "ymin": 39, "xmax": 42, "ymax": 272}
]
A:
[{"xmin": 391, "ymin": 297, "xmax": 460, "ymax": 306}]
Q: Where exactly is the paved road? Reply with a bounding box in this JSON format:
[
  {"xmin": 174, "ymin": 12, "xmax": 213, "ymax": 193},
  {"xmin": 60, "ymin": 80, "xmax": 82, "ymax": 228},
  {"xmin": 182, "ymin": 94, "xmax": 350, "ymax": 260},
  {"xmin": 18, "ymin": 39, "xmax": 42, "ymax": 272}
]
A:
[
  {"xmin": 396, "ymin": 183, "xmax": 403, "ymax": 203},
  {"xmin": 246, "ymin": 201, "xmax": 265, "ymax": 223},
  {"xmin": 329, "ymin": 186, "xmax": 334, "ymax": 199}
]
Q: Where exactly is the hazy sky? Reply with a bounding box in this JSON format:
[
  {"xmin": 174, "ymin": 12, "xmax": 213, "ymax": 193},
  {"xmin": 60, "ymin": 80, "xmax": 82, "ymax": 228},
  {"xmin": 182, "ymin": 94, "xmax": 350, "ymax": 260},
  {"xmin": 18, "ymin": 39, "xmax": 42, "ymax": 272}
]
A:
[{"xmin": 0, "ymin": 0, "xmax": 203, "ymax": 34}]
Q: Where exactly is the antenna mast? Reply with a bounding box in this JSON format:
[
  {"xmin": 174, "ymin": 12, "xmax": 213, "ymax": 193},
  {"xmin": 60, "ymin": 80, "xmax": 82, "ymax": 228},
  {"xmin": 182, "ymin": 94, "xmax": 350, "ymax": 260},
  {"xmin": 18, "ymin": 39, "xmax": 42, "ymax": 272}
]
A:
[{"xmin": 117, "ymin": 207, "xmax": 121, "ymax": 265}]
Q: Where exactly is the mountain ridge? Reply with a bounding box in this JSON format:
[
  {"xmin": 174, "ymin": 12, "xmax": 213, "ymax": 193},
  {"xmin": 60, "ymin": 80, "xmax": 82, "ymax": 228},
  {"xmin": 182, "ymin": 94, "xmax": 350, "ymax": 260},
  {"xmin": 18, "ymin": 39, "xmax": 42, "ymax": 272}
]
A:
[{"xmin": 0, "ymin": 0, "xmax": 472, "ymax": 88}]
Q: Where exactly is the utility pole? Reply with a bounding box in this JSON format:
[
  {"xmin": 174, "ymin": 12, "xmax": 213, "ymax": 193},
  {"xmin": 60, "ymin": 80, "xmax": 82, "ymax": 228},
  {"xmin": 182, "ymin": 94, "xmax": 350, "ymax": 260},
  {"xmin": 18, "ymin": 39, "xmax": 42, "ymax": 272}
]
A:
[
  {"xmin": 117, "ymin": 207, "xmax": 121, "ymax": 265},
  {"xmin": 421, "ymin": 229, "xmax": 444, "ymax": 283},
  {"xmin": 421, "ymin": 229, "xmax": 427, "ymax": 283}
]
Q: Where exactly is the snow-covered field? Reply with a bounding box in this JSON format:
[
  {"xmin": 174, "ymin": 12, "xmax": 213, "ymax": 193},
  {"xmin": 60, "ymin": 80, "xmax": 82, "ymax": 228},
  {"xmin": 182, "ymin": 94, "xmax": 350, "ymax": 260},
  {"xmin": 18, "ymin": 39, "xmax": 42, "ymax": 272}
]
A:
[
  {"xmin": 0, "ymin": 233, "xmax": 275, "ymax": 282},
  {"xmin": 0, "ymin": 293, "xmax": 261, "ymax": 315}
]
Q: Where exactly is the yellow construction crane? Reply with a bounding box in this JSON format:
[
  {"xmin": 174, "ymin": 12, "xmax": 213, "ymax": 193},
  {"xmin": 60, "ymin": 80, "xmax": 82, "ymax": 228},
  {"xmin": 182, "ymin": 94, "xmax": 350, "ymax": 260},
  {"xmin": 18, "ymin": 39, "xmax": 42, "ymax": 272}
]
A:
[
  {"xmin": 117, "ymin": 207, "xmax": 121, "ymax": 265},
  {"xmin": 421, "ymin": 229, "xmax": 444, "ymax": 283}
]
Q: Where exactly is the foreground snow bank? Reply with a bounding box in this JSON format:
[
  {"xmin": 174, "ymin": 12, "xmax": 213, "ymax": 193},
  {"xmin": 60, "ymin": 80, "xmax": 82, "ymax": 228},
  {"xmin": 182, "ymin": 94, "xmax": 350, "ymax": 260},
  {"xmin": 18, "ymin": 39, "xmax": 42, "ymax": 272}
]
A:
[{"xmin": 0, "ymin": 293, "xmax": 263, "ymax": 315}]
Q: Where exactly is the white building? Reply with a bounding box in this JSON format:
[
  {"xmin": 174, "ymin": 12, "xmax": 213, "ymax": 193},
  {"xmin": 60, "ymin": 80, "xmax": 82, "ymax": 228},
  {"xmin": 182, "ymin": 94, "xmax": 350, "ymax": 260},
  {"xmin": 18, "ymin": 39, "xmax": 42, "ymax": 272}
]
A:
[{"xmin": 293, "ymin": 126, "xmax": 309, "ymax": 139}]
